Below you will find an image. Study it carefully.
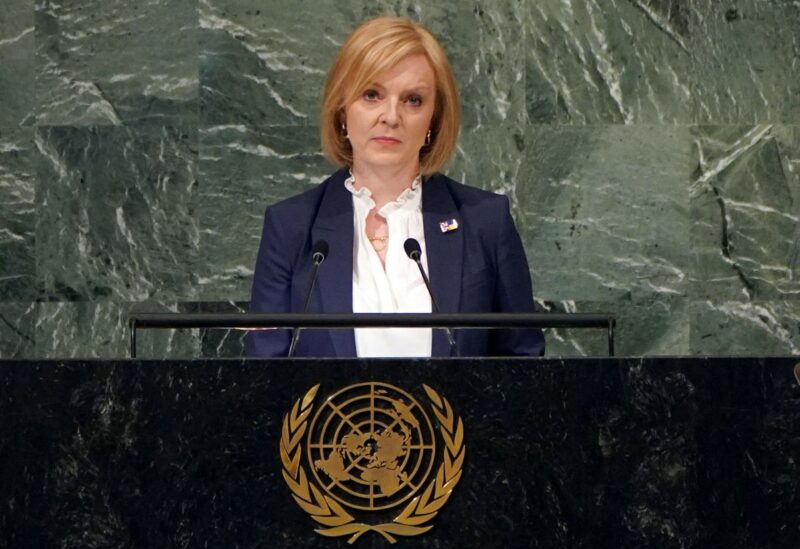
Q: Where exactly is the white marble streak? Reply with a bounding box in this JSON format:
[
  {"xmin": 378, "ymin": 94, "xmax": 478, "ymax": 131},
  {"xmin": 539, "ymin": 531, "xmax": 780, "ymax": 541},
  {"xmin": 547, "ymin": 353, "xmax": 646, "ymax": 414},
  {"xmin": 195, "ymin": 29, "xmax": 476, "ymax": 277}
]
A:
[
  {"xmin": 221, "ymin": 142, "xmax": 300, "ymax": 159},
  {"xmin": 196, "ymin": 266, "xmax": 254, "ymax": 286},
  {"xmin": 34, "ymin": 130, "xmax": 68, "ymax": 179},
  {"xmin": 631, "ymin": 0, "xmax": 690, "ymax": 54},
  {"xmin": 38, "ymin": 62, "xmax": 123, "ymax": 124},
  {"xmin": 692, "ymin": 125, "xmax": 773, "ymax": 189},
  {"xmin": 0, "ymin": 26, "xmax": 33, "ymax": 47},
  {"xmin": 709, "ymin": 301, "xmax": 799, "ymax": 354},
  {"xmin": 585, "ymin": 2, "xmax": 630, "ymax": 123},
  {"xmin": 241, "ymin": 74, "xmax": 307, "ymax": 119},
  {"xmin": 725, "ymin": 199, "xmax": 799, "ymax": 223},
  {"xmin": 199, "ymin": 0, "xmax": 323, "ymax": 77}
]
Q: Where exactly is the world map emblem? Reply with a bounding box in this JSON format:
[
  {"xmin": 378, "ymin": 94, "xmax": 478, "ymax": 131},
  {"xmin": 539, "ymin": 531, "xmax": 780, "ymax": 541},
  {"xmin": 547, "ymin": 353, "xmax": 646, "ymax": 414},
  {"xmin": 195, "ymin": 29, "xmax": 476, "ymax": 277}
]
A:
[{"xmin": 280, "ymin": 382, "xmax": 465, "ymax": 544}]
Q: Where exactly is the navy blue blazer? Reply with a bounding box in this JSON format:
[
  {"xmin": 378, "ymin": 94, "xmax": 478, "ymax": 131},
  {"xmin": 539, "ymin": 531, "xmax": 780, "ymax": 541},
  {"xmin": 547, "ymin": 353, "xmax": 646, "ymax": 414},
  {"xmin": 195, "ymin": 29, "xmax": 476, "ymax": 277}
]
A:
[{"xmin": 247, "ymin": 169, "xmax": 545, "ymax": 357}]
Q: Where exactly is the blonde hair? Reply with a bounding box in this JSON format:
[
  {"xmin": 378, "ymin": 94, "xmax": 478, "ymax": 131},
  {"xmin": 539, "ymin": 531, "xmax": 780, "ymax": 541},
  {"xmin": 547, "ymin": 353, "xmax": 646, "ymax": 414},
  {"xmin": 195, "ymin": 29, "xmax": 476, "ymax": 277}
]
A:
[{"xmin": 320, "ymin": 17, "xmax": 461, "ymax": 175}]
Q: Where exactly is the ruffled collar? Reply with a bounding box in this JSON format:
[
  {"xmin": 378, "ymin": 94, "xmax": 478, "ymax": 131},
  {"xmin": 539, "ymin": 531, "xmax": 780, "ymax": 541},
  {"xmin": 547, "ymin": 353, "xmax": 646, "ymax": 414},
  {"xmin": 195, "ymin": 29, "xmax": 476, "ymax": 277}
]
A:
[{"xmin": 344, "ymin": 172, "xmax": 422, "ymax": 215}]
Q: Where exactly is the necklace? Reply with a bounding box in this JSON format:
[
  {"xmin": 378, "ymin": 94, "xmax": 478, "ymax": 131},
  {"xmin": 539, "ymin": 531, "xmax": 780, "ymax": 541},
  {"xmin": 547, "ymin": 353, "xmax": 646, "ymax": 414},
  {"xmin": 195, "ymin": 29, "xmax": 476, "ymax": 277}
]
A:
[{"xmin": 368, "ymin": 234, "xmax": 388, "ymax": 252}]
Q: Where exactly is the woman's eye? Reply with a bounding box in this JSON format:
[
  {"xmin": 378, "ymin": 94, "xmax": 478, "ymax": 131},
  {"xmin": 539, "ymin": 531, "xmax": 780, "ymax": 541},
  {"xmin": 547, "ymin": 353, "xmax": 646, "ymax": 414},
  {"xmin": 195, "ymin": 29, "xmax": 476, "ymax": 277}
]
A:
[
  {"xmin": 407, "ymin": 95, "xmax": 422, "ymax": 106},
  {"xmin": 363, "ymin": 90, "xmax": 379, "ymax": 101}
]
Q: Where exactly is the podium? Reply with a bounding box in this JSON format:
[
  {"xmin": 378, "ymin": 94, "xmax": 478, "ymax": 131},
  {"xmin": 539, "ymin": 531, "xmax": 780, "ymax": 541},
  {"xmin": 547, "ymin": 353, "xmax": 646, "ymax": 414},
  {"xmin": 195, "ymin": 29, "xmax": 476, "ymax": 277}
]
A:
[{"xmin": 1, "ymin": 357, "xmax": 798, "ymax": 547}]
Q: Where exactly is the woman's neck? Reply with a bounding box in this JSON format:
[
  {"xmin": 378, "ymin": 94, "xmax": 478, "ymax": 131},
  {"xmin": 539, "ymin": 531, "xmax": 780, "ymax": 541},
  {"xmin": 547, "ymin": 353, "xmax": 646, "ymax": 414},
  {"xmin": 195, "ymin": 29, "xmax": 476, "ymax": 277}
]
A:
[{"xmin": 350, "ymin": 162, "xmax": 420, "ymax": 210}]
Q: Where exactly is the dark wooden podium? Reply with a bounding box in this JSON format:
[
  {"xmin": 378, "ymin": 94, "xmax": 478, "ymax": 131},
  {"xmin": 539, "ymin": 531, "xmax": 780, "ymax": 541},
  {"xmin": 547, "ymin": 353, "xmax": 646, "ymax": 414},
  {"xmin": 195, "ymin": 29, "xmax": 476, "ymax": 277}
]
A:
[{"xmin": 1, "ymin": 357, "xmax": 798, "ymax": 548}]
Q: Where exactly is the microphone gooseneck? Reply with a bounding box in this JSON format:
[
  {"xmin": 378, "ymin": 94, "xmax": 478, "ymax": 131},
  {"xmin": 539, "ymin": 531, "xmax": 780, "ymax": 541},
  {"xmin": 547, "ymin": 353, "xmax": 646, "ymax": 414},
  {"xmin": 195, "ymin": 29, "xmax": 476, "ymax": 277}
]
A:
[
  {"xmin": 288, "ymin": 240, "xmax": 328, "ymax": 357},
  {"xmin": 403, "ymin": 238, "xmax": 459, "ymax": 356}
]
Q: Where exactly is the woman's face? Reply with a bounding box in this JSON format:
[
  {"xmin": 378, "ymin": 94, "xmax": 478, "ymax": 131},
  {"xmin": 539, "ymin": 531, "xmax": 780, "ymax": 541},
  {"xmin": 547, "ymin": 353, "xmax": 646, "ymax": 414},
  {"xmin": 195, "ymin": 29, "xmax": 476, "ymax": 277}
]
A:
[{"xmin": 343, "ymin": 54, "xmax": 436, "ymax": 174}]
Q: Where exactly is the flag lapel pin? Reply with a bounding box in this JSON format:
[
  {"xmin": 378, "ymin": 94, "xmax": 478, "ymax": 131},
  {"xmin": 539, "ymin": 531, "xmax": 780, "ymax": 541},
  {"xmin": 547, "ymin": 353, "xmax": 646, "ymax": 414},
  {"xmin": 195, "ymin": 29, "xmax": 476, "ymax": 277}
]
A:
[{"xmin": 439, "ymin": 218, "xmax": 459, "ymax": 233}]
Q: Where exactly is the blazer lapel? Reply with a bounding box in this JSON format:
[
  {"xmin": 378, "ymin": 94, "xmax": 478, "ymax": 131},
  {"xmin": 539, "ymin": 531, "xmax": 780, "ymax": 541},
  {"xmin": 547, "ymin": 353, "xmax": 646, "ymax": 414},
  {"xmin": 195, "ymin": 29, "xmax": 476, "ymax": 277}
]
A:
[
  {"xmin": 312, "ymin": 171, "xmax": 357, "ymax": 357},
  {"xmin": 422, "ymin": 175, "xmax": 463, "ymax": 357}
]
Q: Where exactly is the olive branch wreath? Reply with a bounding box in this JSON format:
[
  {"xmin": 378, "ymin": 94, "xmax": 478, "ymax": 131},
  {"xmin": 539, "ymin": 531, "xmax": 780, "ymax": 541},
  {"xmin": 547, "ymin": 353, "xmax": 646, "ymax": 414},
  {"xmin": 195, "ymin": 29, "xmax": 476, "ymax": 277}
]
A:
[{"xmin": 279, "ymin": 383, "xmax": 465, "ymax": 544}]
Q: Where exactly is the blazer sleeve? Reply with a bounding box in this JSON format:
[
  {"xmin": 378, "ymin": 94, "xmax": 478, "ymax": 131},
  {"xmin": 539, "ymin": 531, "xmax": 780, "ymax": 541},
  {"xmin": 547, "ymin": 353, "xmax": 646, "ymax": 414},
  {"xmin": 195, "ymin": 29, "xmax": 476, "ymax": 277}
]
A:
[
  {"xmin": 488, "ymin": 196, "xmax": 546, "ymax": 356},
  {"xmin": 246, "ymin": 206, "xmax": 292, "ymax": 357}
]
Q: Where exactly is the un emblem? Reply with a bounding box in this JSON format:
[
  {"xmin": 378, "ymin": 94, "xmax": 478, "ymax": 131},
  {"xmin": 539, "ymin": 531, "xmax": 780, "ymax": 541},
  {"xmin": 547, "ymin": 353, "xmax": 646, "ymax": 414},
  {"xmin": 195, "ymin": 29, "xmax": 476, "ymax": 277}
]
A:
[{"xmin": 280, "ymin": 382, "xmax": 465, "ymax": 544}]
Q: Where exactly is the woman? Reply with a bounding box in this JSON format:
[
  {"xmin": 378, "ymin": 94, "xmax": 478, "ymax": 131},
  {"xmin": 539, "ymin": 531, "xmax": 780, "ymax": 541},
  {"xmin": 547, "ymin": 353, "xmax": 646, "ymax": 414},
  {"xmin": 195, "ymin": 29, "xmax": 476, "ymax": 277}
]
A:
[{"xmin": 247, "ymin": 17, "xmax": 545, "ymax": 358}]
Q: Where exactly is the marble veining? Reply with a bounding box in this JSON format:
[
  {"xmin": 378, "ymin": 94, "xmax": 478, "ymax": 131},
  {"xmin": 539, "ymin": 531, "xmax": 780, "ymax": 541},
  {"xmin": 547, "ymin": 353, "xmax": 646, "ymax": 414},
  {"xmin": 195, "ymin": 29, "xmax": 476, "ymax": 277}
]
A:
[
  {"xmin": 690, "ymin": 300, "xmax": 800, "ymax": 356},
  {"xmin": 0, "ymin": 128, "xmax": 36, "ymax": 301},
  {"xmin": 525, "ymin": 0, "xmax": 694, "ymax": 124},
  {"xmin": 521, "ymin": 124, "xmax": 690, "ymax": 301},
  {"xmin": 195, "ymin": 124, "xmax": 329, "ymax": 300},
  {"xmin": 690, "ymin": 125, "xmax": 800, "ymax": 300},
  {"xmin": 0, "ymin": 302, "xmax": 35, "ymax": 358},
  {"xmin": 0, "ymin": 0, "xmax": 35, "ymax": 127},
  {"xmin": 32, "ymin": 0, "xmax": 198, "ymax": 125},
  {"xmin": 687, "ymin": 1, "xmax": 800, "ymax": 123},
  {"xmin": 525, "ymin": 1, "xmax": 799, "ymax": 124},
  {"xmin": 34, "ymin": 301, "xmax": 200, "ymax": 359},
  {"xmin": 35, "ymin": 125, "xmax": 198, "ymax": 303},
  {"xmin": 0, "ymin": 1, "xmax": 798, "ymax": 357}
]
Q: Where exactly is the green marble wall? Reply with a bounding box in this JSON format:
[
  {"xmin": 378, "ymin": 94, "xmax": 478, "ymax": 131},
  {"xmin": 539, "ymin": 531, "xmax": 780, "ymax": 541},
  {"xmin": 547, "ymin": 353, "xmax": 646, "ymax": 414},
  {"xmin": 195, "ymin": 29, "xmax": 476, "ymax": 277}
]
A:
[{"xmin": 1, "ymin": 0, "xmax": 798, "ymax": 358}]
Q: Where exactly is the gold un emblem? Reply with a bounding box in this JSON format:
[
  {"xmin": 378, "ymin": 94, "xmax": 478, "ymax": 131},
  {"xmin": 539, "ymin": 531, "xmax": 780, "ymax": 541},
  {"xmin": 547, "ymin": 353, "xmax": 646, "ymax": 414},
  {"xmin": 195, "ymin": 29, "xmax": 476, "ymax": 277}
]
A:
[{"xmin": 280, "ymin": 382, "xmax": 465, "ymax": 544}]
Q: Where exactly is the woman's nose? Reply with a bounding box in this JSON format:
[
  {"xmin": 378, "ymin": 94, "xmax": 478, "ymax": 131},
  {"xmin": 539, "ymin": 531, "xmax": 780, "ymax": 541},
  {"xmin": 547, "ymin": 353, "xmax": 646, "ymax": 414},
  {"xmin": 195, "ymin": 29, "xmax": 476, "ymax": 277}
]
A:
[{"xmin": 379, "ymin": 99, "xmax": 400, "ymax": 126}]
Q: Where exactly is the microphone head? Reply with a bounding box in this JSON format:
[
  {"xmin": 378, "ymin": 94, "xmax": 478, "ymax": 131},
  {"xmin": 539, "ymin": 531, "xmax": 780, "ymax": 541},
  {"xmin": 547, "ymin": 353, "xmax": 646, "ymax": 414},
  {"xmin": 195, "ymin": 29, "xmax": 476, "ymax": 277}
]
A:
[
  {"xmin": 312, "ymin": 240, "xmax": 329, "ymax": 264},
  {"xmin": 403, "ymin": 238, "xmax": 422, "ymax": 260}
]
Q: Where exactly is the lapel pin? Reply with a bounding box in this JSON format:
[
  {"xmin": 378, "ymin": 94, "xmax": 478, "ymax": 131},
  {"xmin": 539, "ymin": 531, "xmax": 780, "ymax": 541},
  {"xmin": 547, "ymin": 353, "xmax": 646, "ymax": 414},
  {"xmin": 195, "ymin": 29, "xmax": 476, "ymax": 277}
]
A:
[{"xmin": 439, "ymin": 219, "xmax": 459, "ymax": 233}]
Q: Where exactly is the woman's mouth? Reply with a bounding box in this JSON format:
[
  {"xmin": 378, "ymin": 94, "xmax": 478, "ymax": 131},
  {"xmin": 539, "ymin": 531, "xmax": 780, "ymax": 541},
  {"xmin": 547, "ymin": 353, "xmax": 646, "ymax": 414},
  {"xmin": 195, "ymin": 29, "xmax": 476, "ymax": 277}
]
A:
[{"xmin": 372, "ymin": 136, "xmax": 401, "ymax": 145}]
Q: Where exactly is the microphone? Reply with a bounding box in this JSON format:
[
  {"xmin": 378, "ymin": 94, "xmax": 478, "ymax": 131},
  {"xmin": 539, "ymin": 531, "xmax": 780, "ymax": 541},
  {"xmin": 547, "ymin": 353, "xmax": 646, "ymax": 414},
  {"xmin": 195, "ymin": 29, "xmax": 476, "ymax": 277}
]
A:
[
  {"xmin": 311, "ymin": 239, "xmax": 328, "ymax": 265},
  {"xmin": 403, "ymin": 238, "xmax": 458, "ymax": 356},
  {"xmin": 288, "ymin": 240, "xmax": 328, "ymax": 357}
]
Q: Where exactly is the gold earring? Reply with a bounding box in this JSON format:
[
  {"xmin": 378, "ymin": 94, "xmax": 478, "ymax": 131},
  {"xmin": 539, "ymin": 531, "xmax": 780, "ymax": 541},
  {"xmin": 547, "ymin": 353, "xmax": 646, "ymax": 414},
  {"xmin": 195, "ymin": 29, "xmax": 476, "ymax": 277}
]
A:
[
  {"xmin": 341, "ymin": 123, "xmax": 348, "ymax": 139},
  {"xmin": 425, "ymin": 130, "xmax": 432, "ymax": 146}
]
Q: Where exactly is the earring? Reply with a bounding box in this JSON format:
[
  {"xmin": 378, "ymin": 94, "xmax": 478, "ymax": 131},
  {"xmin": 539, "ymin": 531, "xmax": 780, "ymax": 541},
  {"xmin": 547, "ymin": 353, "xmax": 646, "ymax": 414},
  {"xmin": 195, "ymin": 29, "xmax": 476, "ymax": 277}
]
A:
[
  {"xmin": 341, "ymin": 123, "xmax": 349, "ymax": 139},
  {"xmin": 425, "ymin": 129, "xmax": 432, "ymax": 146}
]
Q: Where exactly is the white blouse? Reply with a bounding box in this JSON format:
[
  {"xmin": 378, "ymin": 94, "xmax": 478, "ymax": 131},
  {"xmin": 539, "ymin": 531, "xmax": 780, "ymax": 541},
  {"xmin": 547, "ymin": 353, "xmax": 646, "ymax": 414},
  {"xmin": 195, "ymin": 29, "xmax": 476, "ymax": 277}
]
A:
[{"xmin": 345, "ymin": 174, "xmax": 433, "ymax": 357}]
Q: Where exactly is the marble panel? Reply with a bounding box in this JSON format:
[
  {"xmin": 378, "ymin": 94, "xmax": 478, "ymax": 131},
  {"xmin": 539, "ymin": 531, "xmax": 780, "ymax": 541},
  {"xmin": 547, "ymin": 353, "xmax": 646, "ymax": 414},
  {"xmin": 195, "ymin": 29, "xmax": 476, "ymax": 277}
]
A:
[
  {"xmin": 35, "ymin": 125, "xmax": 198, "ymax": 302},
  {"xmin": 520, "ymin": 124, "xmax": 690, "ymax": 301},
  {"xmin": 410, "ymin": 0, "xmax": 527, "ymax": 129},
  {"xmin": 688, "ymin": 2, "xmax": 800, "ymax": 124},
  {"xmin": 200, "ymin": 0, "xmax": 525, "ymax": 128},
  {"xmin": 689, "ymin": 300, "xmax": 800, "ymax": 356},
  {"xmin": 32, "ymin": 0, "xmax": 198, "ymax": 125},
  {"xmin": 36, "ymin": 301, "xmax": 198, "ymax": 359},
  {"xmin": 0, "ymin": 128, "xmax": 36, "ymax": 300},
  {"xmin": 524, "ymin": 0, "xmax": 799, "ymax": 125},
  {"xmin": 448, "ymin": 122, "xmax": 527, "ymax": 202},
  {"xmin": 525, "ymin": 0, "xmax": 694, "ymax": 124},
  {"xmin": 540, "ymin": 296, "xmax": 689, "ymax": 357},
  {"xmin": 195, "ymin": 124, "xmax": 329, "ymax": 300},
  {"xmin": 690, "ymin": 125, "xmax": 800, "ymax": 301},
  {"xmin": 0, "ymin": 0, "xmax": 35, "ymax": 127},
  {"xmin": 0, "ymin": 302, "xmax": 36, "ymax": 358},
  {"xmin": 199, "ymin": 0, "xmax": 344, "ymax": 126},
  {"xmin": 180, "ymin": 300, "xmax": 248, "ymax": 358}
]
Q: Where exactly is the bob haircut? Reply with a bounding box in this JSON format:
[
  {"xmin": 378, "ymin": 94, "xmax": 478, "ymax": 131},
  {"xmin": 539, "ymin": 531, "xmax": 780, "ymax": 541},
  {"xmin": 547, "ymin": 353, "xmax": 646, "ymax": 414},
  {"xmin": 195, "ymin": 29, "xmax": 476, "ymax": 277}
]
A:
[{"xmin": 321, "ymin": 17, "xmax": 461, "ymax": 175}]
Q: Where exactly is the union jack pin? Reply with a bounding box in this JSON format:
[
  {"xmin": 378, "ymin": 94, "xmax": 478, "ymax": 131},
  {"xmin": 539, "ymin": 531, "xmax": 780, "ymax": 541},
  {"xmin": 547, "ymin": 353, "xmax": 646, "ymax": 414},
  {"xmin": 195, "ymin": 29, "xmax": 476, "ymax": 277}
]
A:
[{"xmin": 439, "ymin": 219, "xmax": 459, "ymax": 233}]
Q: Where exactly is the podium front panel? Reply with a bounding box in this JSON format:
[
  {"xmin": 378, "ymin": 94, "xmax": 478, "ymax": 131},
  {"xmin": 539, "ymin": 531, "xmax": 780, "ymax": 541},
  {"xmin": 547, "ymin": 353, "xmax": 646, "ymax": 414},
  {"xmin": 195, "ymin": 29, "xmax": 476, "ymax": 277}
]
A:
[{"xmin": 1, "ymin": 357, "xmax": 798, "ymax": 548}]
